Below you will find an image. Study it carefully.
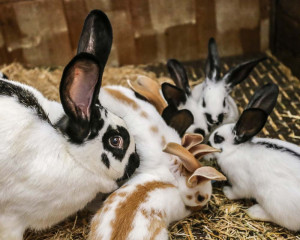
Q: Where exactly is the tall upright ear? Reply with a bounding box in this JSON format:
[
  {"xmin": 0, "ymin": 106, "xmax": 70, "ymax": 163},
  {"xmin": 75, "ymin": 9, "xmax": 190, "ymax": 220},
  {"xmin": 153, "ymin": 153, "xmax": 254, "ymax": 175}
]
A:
[
  {"xmin": 162, "ymin": 82, "xmax": 186, "ymax": 106},
  {"xmin": 205, "ymin": 38, "xmax": 220, "ymax": 81},
  {"xmin": 162, "ymin": 105, "xmax": 194, "ymax": 137},
  {"xmin": 167, "ymin": 59, "xmax": 191, "ymax": 95},
  {"xmin": 77, "ymin": 10, "xmax": 112, "ymax": 70},
  {"xmin": 233, "ymin": 108, "xmax": 268, "ymax": 144},
  {"xmin": 60, "ymin": 53, "xmax": 100, "ymax": 124},
  {"xmin": 224, "ymin": 57, "xmax": 266, "ymax": 89},
  {"xmin": 188, "ymin": 166, "xmax": 226, "ymax": 185},
  {"xmin": 246, "ymin": 83, "xmax": 279, "ymax": 115}
]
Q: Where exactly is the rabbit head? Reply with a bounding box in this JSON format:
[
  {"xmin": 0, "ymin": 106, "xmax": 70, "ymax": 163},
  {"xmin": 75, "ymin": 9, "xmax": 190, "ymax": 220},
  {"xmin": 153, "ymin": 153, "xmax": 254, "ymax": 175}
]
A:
[
  {"xmin": 208, "ymin": 83, "xmax": 279, "ymax": 158},
  {"xmin": 56, "ymin": 10, "xmax": 139, "ymax": 183},
  {"xmin": 193, "ymin": 38, "xmax": 266, "ymax": 127},
  {"xmin": 163, "ymin": 133, "xmax": 226, "ymax": 209},
  {"xmin": 163, "ymin": 60, "xmax": 210, "ymax": 137}
]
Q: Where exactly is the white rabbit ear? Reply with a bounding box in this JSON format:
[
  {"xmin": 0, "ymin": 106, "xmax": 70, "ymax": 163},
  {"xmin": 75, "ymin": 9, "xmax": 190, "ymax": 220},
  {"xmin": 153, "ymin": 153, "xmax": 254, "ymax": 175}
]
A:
[
  {"xmin": 127, "ymin": 77, "xmax": 167, "ymax": 114},
  {"xmin": 223, "ymin": 57, "xmax": 266, "ymax": 89},
  {"xmin": 161, "ymin": 82, "xmax": 187, "ymax": 106},
  {"xmin": 205, "ymin": 38, "xmax": 220, "ymax": 81},
  {"xmin": 163, "ymin": 142, "xmax": 201, "ymax": 172},
  {"xmin": 167, "ymin": 59, "xmax": 191, "ymax": 95},
  {"xmin": 188, "ymin": 166, "xmax": 226, "ymax": 185},
  {"xmin": 233, "ymin": 108, "xmax": 268, "ymax": 144},
  {"xmin": 181, "ymin": 133, "xmax": 204, "ymax": 150},
  {"xmin": 162, "ymin": 105, "xmax": 194, "ymax": 137},
  {"xmin": 246, "ymin": 83, "xmax": 279, "ymax": 115}
]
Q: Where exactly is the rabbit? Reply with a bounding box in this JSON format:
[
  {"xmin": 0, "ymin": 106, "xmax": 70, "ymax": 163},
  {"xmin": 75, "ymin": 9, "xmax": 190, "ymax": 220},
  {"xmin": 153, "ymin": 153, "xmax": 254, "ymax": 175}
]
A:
[
  {"xmin": 207, "ymin": 82, "xmax": 300, "ymax": 231},
  {"xmin": 89, "ymin": 133, "xmax": 226, "ymax": 240},
  {"xmin": 167, "ymin": 38, "xmax": 266, "ymax": 132},
  {"xmin": 88, "ymin": 78, "xmax": 226, "ymax": 239},
  {"xmin": 0, "ymin": 10, "xmax": 139, "ymax": 240}
]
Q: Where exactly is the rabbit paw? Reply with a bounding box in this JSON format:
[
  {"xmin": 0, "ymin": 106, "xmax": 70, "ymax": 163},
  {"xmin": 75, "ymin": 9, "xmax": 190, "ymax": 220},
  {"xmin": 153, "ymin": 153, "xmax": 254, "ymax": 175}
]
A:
[
  {"xmin": 247, "ymin": 204, "xmax": 271, "ymax": 222},
  {"xmin": 223, "ymin": 186, "xmax": 240, "ymax": 200}
]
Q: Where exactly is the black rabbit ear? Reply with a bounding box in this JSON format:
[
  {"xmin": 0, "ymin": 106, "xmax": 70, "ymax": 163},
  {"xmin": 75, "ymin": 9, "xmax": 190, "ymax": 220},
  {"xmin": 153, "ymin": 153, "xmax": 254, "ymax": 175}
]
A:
[
  {"xmin": 162, "ymin": 104, "xmax": 194, "ymax": 137},
  {"xmin": 77, "ymin": 10, "xmax": 112, "ymax": 69},
  {"xmin": 224, "ymin": 57, "xmax": 266, "ymax": 89},
  {"xmin": 233, "ymin": 108, "xmax": 268, "ymax": 144},
  {"xmin": 246, "ymin": 83, "xmax": 279, "ymax": 115},
  {"xmin": 205, "ymin": 38, "xmax": 220, "ymax": 81},
  {"xmin": 60, "ymin": 53, "xmax": 101, "ymax": 124},
  {"xmin": 167, "ymin": 59, "xmax": 191, "ymax": 95},
  {"xmin": 162, "ymin": 82, "xmax": 186, "ymax": 106}
]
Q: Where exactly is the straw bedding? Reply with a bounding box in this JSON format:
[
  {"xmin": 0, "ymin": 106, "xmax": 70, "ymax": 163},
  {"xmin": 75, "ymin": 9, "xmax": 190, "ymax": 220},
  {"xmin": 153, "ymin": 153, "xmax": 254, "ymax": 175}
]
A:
[{"xmin": 1, "ymin": 51, "xmax": 299, "ymax": 239}]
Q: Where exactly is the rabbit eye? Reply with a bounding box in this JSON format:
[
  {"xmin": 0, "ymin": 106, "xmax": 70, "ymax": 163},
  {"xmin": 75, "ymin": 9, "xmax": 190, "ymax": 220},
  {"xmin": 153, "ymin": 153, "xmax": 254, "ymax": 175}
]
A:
[
  {"xmin": 218, "ymin": 113, "xmax": 224, "ymax": 124},
  {"xmin": 197, "ymin": 195, "xmax": 205, "ymax": 202},
  {"xmin": 214, "ymin": 132, "xmax": 224, "ymax": 144},
  {"xmin": 223, "ymin": 98, "xmax": 226, "ymax": 107},
  {"xmin": 202, "ymin": 98, "xmax": 206, "ymax": 108},
  {"xmin": 109, "ymin": 135, "xmax": 123, "ymax": 149}
]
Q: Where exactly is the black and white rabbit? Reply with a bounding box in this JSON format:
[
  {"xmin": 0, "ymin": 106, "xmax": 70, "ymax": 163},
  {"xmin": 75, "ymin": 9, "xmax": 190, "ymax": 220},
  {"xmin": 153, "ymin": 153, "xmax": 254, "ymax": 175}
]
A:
[
  {"xmin": 0, "ymin": 10, "xmax": 139, "ymax": 240},
  {"xmin": 166, "ymin": 38, "xmax": 265, "ymax": 133},
  {"xmin": 208, "ymin": 83, "xmax": 300, "ymax": 231}
]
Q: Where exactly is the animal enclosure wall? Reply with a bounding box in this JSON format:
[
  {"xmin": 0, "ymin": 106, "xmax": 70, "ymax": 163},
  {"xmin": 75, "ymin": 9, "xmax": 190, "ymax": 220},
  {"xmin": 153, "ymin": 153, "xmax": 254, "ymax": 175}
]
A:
[{"xmin": 0, "ymin": 0, "xmax": 270, "ymax": 67}]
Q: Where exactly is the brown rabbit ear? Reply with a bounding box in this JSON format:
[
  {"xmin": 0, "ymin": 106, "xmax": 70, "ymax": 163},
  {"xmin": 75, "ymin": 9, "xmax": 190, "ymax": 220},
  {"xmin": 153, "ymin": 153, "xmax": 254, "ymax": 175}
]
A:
[
  {"xmin": 163, "ymin": 142, "xmax": 201, "ymax": 172},
  {"xmin": 127, "ymin": 76, "xmax": 167, "ymax": 114},
  {"xmin": 188, "ymin": 166, "xmax": 227, "ymax": 185},
  {"xmin": 189, "ymin": 144, "xmax": 221, "ymax": 161},
  {"xmin": 181, "ymin": 133, "xmax": 204, "ymax": 150}
]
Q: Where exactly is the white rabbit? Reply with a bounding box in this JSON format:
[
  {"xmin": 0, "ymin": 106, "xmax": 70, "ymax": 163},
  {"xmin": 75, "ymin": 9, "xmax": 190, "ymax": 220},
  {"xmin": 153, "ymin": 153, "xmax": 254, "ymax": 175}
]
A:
[
  {"xmin": 167, "ymin": 38, "xmax": 266, "ymax": 132},
  {"xmin": 207, "ymin": 82, "xmax": 300, "ymax": 231},
  {"xmin": 0, "ymin": 10, "xmax": 139, "ymax": 240},
  {"xmin": 88, "ymin": 79, "xmax": 226, "ymax": 240}
]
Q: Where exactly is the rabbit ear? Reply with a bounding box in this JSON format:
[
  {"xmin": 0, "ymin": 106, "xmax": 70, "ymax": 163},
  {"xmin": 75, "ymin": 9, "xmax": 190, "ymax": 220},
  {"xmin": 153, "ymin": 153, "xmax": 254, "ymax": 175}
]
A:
[
  {"xmin": 224, "ymin": 57, "xmax": 266, "ymax": 89},
  {"xmin": 163, "ymin": 142, "xmax": 201, "ymax": 172},
  {"xmin": 77, "ymin": 10, "xmax": 112, "ymax": 67},
  {"xmin": 162, "ymin": 105, "xmax": 194, "ymax": 137},
  {"xmin": 233, "ymin": 108, "xmax": 268, "ymax": 144},
  {"xmin": 205, "ymin": 38, "xmax": 221, "ymax": 81},
  {"xmin": 246, "ymin": 83, "xmax": 279, "ymax": 115},
  {"xmin": 181, "ymin": 133, "xmax": 204, "ymax": 150},
  {"xmin": 188, "ymin": 166, "xmax": 226, "ymax": 185},
  {"xmin": 189, "ymin": 144, "xmax": 221, "ymax": 161},
  {"xmin": 60, "ymin": 53, "xmax": 101, "ymax": 124},
  {"xmin": 167, "ymin": 59, "xmax": 191, "ymax": 95},
  {"xmin": 127, "ymin": 76, "xmax": 167, "ymax": 114},
  {"xmin": 162, "ymin": 82, "xmax": 186, "ymax": 106}
]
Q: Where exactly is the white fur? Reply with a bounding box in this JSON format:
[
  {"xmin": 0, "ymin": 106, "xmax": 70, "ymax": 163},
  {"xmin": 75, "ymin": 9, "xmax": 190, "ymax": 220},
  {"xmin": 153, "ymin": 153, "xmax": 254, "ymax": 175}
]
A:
[
  {"xmin": 208, "ymin": 123, "xmax": 300, "ymax": 231},
  {"xmin": 89, "ymin": 86, "xmax": 216, "ymax": 239},
  {"xmin": 0, "ymin": 79, "xmax": 137, "ymax": 240}
]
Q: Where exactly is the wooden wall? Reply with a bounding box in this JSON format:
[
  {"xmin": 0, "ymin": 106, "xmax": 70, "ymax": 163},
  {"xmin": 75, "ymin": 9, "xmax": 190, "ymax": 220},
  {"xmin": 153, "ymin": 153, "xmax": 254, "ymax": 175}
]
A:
[{"xmin": 0, "ymin": 0, "xmax": 271, "ymax": 67}]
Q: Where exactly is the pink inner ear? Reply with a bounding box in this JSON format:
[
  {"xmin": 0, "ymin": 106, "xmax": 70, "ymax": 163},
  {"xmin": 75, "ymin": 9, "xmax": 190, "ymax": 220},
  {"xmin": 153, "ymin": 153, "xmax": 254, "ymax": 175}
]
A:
[
  {"xmin": 69, "ymin": 62, "xmax": 99, "ymax": 120},
  {"xmin": 181, "ymin": 133, "xmax": 204, "ymax": 150}
]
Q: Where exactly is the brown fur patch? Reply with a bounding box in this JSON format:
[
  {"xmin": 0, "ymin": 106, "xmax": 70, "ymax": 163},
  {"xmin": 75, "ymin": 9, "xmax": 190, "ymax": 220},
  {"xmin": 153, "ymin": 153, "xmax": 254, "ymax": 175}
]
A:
[
  {"xmin": 161, "ymin": 136, "xmax": 166, "ymax": 147},
  {"xmin": 105, "ymin": 88, "xmax": 139, "ymax": 110},
  {"xmin": 110, "ymin": 181, "xmax": 175, "ymax": 240},
  {"xmin": 150, "ymin": 126, "xmax": 159, "ymax": 133},
  {"xmin": 187, "ymin": 195, "xmax": 193, "ymax": 200},
  {"xmin": 140, "ymin": 111, "xmax": 148, "ymax": 118},
  {"xmin": 89, "ymin": 216, "xmax": 102, "ymax": 240}
]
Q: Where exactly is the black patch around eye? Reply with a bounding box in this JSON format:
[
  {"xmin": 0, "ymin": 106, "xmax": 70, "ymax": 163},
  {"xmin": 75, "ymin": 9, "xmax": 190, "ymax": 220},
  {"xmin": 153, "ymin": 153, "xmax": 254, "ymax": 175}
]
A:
[
  {"xmin": 214, "ymin": 132, "xmax": 225, "ymax": 144},
  {"xmin": 194, "ymin": 128, "xmax": 206, "ymax": 137},
  {"xmin": 202, "ymin": 98, "xmax": 206, "ymax": 108},
  {"xmin": 205, "ymin": 113, "xmax": 213, "ymax": 124},
  {"xmin": 218, "ymin": 113, "xmax": 224, "ymax": 124},
  {"xmin": 102, "ymin": 125, "xmax": 130, "ymax": 161},
  {"xmin": 101, "ymin": 153, "xmax": 110, "ymax": 169},
  {"xmin": 197, "ymin": 195, "xmax": 205, "ymax": 202},
  {"xmin": 223, "ymin": 98, "xmax": 226, "ymax": 107}
]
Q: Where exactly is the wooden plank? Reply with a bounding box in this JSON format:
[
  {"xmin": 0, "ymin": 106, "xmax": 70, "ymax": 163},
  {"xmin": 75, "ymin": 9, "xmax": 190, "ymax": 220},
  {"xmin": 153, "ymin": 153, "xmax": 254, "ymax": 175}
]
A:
[
  {"xmin": 13, "ymin": 0, "xmax": 73, "ymax": 66},
  {"xmin": 135, "ymin": 33, "xmax": 157, "ymax": 64},
  {"xmin": 278, "ymin": 0, "xmax": 300, "ymax": 22},
  {"xmin": 63, "ymin": 0, "xmax": 88, "ymax": 52},
  {"xmin": 240, "ymin": 28, "xmax": 260, "ymax": 54}
]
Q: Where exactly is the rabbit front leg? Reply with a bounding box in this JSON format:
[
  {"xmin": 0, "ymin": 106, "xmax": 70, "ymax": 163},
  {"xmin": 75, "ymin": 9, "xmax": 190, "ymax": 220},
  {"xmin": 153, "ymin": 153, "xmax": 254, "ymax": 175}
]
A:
[
  {"xmin": 247, "ymin": 204, "xmax": 272, "ymax": 222},
  {"xmin": 0, "ymin": 215, "xmax": 25, "ymax": 240},
  {"xmin": 223, "ymin": 186, "xmax": 244, "ymax": 200}
]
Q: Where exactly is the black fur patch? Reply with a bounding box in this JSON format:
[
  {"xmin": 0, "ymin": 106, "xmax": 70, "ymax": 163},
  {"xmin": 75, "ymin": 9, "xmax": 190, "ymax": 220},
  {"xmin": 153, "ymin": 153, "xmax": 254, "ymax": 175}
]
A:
[
  {"xmin": 194, "ymin": 128, "xmax": 206, "ymax": 137},
  {"xmin": 256, "ymin": 141, "xmax": 300, "ymax": 158},
  {"xmin": 0, "ymin": 80, "xmax": 49, "ymax": 122},
  {"xmin": 117, "ymin": 152, "xmax": 140, "ymax": 181},
  {"xmin": 102, "ymin": 125, "xmax": 130, "ymax": 161},
  {"xmin": 101, "ymin": 153, "xmax": 110, "ymax": 168}
]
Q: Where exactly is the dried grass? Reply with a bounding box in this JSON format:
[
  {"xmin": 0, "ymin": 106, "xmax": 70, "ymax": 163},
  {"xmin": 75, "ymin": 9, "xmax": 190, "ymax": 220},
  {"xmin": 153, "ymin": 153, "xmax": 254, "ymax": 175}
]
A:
[{"xmin": 0, "ymin": 54, "xmax": 299, "ymax": 239}]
